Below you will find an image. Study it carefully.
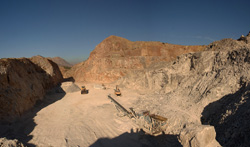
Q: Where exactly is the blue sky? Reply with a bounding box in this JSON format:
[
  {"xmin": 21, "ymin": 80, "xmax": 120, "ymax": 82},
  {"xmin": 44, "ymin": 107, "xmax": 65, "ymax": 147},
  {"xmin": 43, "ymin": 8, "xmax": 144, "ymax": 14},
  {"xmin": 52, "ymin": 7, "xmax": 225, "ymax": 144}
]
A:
[{"xmin": 0, "ymin": 0, "xmax": 250, "ymax": 64}]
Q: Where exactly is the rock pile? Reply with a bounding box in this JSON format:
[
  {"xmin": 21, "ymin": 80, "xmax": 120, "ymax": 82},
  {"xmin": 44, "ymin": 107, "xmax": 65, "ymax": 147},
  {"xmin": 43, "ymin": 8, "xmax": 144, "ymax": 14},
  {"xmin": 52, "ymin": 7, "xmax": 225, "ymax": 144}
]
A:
[
  {"xmin": 0, "ymin": 56, "xmax": 63, "ymax": 122},
  {"xmin": 60, "ymin": 82, "xmax": 80, "ymax": 93}
]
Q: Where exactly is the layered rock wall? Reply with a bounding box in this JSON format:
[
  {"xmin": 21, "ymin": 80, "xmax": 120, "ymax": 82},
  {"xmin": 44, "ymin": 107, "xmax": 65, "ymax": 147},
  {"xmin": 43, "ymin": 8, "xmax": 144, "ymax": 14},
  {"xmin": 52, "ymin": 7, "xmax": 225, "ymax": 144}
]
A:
[{"xmin": 66, "ymin": 35, "xmax": 206, "ymax": 83}]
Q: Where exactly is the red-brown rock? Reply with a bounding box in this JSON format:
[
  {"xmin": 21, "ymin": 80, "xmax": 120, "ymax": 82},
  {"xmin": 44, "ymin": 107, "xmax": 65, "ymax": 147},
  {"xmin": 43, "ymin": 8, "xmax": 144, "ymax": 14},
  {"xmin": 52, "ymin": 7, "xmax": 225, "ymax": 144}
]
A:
[{"xmin": 66, "ymin": 35, "xmax": 207, "ymax": 83}]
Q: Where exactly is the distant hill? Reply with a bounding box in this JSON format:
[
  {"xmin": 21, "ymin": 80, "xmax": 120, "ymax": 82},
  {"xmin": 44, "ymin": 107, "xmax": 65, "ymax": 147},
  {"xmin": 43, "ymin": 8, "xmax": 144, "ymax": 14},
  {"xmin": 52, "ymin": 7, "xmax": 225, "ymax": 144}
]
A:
[{"xmin": 48, "ymin": 57, "xmax": 72, "ymax": 67}]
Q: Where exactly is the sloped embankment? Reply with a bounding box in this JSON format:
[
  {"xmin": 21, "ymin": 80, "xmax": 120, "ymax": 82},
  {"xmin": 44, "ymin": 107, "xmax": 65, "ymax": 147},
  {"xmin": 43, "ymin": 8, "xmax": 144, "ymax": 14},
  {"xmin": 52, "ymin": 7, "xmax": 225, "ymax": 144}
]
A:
[
  {"xmin": 0, "ymin": 56, "xmax": 63, "ymax": 122},
  {"xmin": 118, "ymin": 32, "xmax": 250, "ymax": 146}
]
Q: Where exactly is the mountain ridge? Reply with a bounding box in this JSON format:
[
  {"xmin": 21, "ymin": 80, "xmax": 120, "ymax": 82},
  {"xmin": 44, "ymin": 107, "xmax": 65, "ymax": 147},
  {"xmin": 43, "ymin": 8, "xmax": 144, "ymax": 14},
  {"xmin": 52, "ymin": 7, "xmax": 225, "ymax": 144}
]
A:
[{"xmin": 65, "ymin": 35, "xmax": 207, "ymax": 83}]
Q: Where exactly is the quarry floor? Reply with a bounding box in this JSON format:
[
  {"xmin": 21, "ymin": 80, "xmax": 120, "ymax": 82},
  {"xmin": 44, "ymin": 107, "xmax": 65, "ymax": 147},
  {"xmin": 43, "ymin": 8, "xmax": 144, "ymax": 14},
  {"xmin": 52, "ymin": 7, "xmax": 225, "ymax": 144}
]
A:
[{"xmin": 1, "ymin": 83, "xmax": 182, "ymax": 147}]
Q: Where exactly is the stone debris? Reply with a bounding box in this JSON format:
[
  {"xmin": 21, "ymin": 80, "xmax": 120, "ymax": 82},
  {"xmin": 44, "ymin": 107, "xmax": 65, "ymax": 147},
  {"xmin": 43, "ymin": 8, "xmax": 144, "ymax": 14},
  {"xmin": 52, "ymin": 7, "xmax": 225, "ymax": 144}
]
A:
[
  {"xmin": 0, "ymin": 137, "xmax": 26, "ymax": 147},
  {"xmin": 60, "ymin": 82, "xmax": 80, "ymax": 93}
]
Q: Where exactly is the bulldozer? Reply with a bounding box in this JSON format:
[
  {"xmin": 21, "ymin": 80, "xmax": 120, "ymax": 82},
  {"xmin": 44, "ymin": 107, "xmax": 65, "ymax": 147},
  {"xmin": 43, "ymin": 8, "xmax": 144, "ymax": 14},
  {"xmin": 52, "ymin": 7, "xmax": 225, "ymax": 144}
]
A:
[
  {"xmin": 114, "ymin": 85, "xmax": 121, "ymax": 96},
  {"xmin": 108, "ymin": 95, "xmax": 168, "ymax": 135},
  {"xmin": 81, "ymin": 86, "xmax": 88, "ymax": 94}
]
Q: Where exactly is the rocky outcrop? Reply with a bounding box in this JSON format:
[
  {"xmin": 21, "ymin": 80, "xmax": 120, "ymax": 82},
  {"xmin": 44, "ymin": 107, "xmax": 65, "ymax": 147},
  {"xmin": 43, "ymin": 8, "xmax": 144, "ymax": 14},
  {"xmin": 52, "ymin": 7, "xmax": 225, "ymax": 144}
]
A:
[
  {"xmin": 118, "ymin": 32, "xmax": 250, "ymax": 146},
  {"xmin": 206, "ymin": 31, "xmax": 250, "ymax": 52},
  {"xmin": 0, "ymin": 56, "xmax": 63, "ymax": 121},
  {"xmin": 179, "ymin": 125, "xmax": 220, "ymax": 147},
  {"xmin": 237, "ymin": 31, "xmax": 250, "ymax": 44},
  {"xmin": 0, "ymin": 137, "xmax": 26, "ymax": 147},
  {"xmin": 66, "ymin": 35, "xmax": 206, "ymax": 83},
  {"xmin": 30, "ymin": 56, "xmax": 63, "ymax": 85}
]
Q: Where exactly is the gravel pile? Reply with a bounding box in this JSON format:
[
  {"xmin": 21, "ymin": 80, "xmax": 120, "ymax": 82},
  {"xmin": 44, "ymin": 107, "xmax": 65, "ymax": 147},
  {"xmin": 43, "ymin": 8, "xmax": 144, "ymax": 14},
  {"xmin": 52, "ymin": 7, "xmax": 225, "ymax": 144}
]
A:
[{"xmin": 61, "ymin": 82, "xmax": 80, "ymax": 93}]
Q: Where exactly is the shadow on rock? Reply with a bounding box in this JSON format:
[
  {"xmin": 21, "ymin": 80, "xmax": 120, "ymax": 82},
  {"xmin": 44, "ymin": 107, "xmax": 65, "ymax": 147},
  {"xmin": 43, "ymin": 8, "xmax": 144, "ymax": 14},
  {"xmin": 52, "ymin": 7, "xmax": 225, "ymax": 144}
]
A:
[
  {"xmin": 201, "ymin": 83, "xmax": 250, "ymax": 146},
  {"xmin": 0, "ymin": 86, "xmax": 66, "ymax": 147},
  {"xmin": 90, "ymin": 129, "xmax": 182, "ymax": 147},
  {"xmin": 63, "ymin": 76, "xmax": 75, "ymax": 82}
]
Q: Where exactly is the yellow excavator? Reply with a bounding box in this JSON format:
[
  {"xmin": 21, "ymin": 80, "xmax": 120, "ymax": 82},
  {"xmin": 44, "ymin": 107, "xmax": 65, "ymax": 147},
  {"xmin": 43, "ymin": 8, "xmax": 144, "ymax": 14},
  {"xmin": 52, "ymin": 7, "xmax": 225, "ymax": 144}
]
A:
[
  {"xmin": 114, "ymin": 85, "xmax": 121, "ymax": 96},
  {"xmin": 81, "ymin": 86, "xmax": 88, "ymax": 94}
]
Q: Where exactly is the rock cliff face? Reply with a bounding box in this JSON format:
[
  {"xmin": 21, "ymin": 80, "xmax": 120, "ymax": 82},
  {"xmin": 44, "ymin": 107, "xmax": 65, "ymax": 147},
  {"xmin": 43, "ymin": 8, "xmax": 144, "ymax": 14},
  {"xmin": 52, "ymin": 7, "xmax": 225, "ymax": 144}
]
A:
[
  {"xmin": 0, "ymin": 56, "xmax": 63, "ymax": 121},
  {"xmin": 118, "ymin": 32, "xmax": 250, "ymax": 146},
  {"xmin": 66, "ymin": 35, "xmax": 206, "ymax": 83}
]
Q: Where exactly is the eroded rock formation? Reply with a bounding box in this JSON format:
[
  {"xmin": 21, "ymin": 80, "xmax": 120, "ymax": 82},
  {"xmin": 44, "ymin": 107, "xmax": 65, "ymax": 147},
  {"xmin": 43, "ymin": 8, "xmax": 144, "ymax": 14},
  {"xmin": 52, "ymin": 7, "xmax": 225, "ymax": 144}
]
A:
[
  {"xmin": 66, "ymin": 35, "xmax": 206, "ymax": 83},
  {"xmin": 0, "ymin": 56, "xmax": 63, "ymax": 121}
]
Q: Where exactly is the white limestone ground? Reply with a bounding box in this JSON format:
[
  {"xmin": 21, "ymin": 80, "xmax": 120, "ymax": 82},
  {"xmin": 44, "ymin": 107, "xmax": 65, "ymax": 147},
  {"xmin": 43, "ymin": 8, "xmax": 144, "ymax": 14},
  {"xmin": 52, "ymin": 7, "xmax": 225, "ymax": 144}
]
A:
[
  {"xmin": 2, "ymin": 81, "xmax": 220, "ymax": 147},
  {"xmin": 2, "ymin": 82, "xmax": 199, "ymax": 147},
  {"xmin": 29, "ymin": 83, "xmax": 140, "ymax": 147}
]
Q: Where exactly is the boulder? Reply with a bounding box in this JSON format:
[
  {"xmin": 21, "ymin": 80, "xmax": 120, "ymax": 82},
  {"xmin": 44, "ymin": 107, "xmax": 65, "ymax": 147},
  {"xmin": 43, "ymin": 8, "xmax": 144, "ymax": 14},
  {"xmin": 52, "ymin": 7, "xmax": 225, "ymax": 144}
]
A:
[{"xmin": 179, "ymin": 125, "xmax": 220, "ymax": 147}]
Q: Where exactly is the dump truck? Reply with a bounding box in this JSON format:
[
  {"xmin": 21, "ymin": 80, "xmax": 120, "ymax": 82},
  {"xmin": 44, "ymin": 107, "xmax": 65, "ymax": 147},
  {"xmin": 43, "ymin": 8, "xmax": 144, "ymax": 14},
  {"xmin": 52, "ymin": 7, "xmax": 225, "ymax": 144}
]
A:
[
  {"xmin": 81, "ymin": 86, "xmax": 88, "ymax": 94},
  {"xmin": 108, "ymin": 95, "xmax": 168, "ymax": 135},
  {"xmin": 114, "ymin": 85, "xmax": 121, "ymax": 96}
]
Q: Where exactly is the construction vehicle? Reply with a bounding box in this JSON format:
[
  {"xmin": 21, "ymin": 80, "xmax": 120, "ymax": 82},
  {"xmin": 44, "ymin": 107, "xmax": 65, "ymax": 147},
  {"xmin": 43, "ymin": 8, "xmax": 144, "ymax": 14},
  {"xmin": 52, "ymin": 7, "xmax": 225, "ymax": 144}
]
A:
[
  {"xmin": 102, "ymin": 84, "xmax": 106, "ymax": 90},
  {"xmin": 81, "ymin": 86, "xmax": 88, "ymax": 94},
  {"xmin": 108, "ymin": 95, "xmax": 168, "ymax": 135},
  {"xmin": 114, "ymin": 85, "xmax": 121, "ymax": 96}
]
